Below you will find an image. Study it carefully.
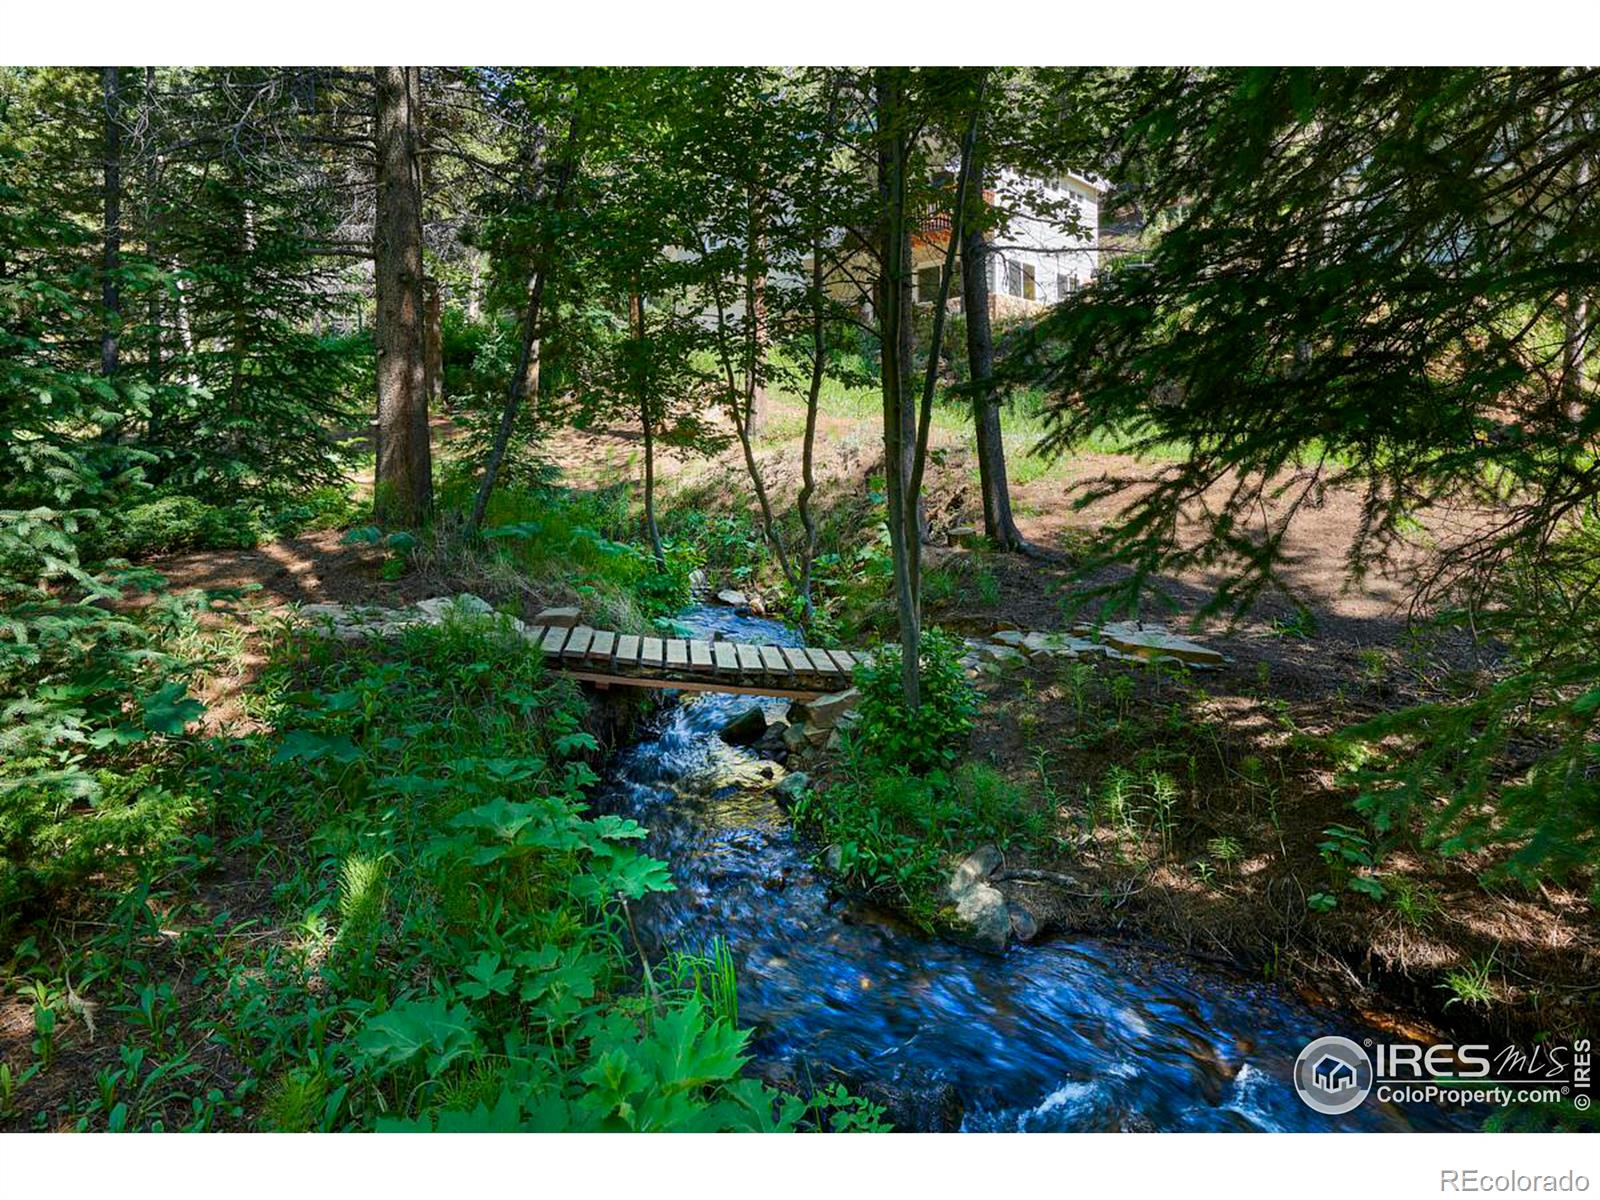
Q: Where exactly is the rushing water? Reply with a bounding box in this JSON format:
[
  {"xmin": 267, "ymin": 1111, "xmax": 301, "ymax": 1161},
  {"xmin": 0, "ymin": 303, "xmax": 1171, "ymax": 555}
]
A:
[{"xmin": 594, "ymin": 606, "xmax": 1472, "ymax": 1132}]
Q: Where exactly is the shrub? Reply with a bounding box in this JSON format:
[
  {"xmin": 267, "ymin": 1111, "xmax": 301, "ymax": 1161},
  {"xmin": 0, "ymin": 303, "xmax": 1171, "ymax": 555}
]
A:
[
  {"xmin": 792, "ymin": 755, "xmax": 1038, "ymax": 924},
  {"xmin": 91, "ymin": 495, "xmax": 264, "ymax": 561},
  {"xmin": 850, "ymin": 626, "xmax": 978, "ymax": 773},
  {"xmin": 261, "ymin": 486, "xmax": 358, "ymax": 537}
]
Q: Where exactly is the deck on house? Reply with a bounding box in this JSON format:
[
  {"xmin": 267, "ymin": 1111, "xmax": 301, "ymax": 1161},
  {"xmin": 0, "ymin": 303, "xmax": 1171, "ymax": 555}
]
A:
[{"xmin": 530, "ymin": 623, "xmax": 869, "ymax": 700}]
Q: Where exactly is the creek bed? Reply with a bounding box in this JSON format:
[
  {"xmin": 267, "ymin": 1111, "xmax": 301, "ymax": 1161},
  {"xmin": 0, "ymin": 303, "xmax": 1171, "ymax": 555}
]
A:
[{"xmin": 593, "ymin": 606, "xmax": 1471, "ymax": 1132}]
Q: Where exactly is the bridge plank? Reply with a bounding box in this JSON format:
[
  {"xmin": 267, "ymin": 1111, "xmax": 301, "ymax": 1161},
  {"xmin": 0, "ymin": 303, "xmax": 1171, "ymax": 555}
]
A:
[
  {"xmin": 542, "ymin": 626, "xmax": 570, "ymax": 656},
  {"xmin": 759, "ymin": 645, "xmax": 788, "ymax": 674},
  {"xmin": 713, "ymin": 642, "xmax": 739, "ymax": 673},
  {"xmin": 803, "ymin": 648, "xmax": 838, "ymax": 674},
  {"xmin": 589, "ymin": 630, "xmax": 616, "ymax": 662},
  {"xmin": 615, "ymin": 634, "xmax": 641, "ymax": 666},
  {"xmin": 640, "ymin": 637, "xmax": 665, "ymax": 668},
  {"xmin": 524, "ymin": 625, "xmax": 546, "ymax": 649},
  {"xmin": 563, "ymin": 626, "xmax": 595, "ymax": 659},
  {"xmin": 825, "ymin": 649, "xmax": 858, "ymax": 674},
  {"xmin": 781, "ymin": 647, "xmax": 811, "ymax": 673},
  {"xmin": 688, "ymin": 640, "xmax": 713, "ymax": 671},
  {"xmin": 665, "ymin": 639, "xmax": 688, "ymax": 670},
  {"xmin": 735, "ymin": 643, "xmax": 762, "ymax": 673}
]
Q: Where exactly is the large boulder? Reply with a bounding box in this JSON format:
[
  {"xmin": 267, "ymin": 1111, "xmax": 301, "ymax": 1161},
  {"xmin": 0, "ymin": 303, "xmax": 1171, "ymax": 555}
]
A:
[
  {"xmin": 946, "ymin": 525, "xmax": 982, "ymax": 549},
  {"xmin": 715, "ymin": 589, "xmax": 748, "ymax": 608},
  {"xmin": 790, "ymin": 687, "xmax": 860, "ymax": 732},
  {"xmin": 945, "ymin": 845, "xmax": 1002, "ymax": 900},
  {"xmin": 945, "ymin": 845, "xmax": 1010, "ymax": 953},
  {"xmin": 772, "ymin": 771, "xmax": 810, "ymax": 803},
  {"xmin": 718, "ymin": 706, "xmax": 768, "ymax": 746},
  {"xmin": 953, "ymin": 883, "xmax": 1011, "ymax": 953},
  {"xmin": 1009, "ymin": 904, "xmax": 1040, "ymax": 943}
]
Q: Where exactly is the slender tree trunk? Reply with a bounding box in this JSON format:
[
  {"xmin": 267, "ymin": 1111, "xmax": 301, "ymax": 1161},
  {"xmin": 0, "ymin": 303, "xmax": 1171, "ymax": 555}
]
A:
[
  {"xmin": 634, "ymin": 294, "xmax": 665, "ymax": 569},
  {"xmin": 467, "ymin": 253, "xmax": 483, "ymax": 321},
  {"xmin": 960, "ymin": 154, "xmax": 1027, "ymax": 552},
  {"xmin": 793, "ymin": 78, "xmax": 844, "ymax": 628},
  {"xmin": 906, "ymin": 84, "xmax": 982, "ymax": 585},
  {"xmin": 372, "ymin": 66, "xmax": 432, "ymax": 528},
  {"xmin": 1563, "ymin": 147, "xmax": 1593, "ymax": 423},
  {"xmin": 796, "ymin": 231, "xmax": 826, "ymax": 625},
  {"xmin": 700, "ymin": 228, "xmax": 796, "ymax": 588},
  {"xmin": 424, "ymin": 276, "xmax": 443, "ymax": 405},
  {"xmin": 875, "ymin": 68, "xmax": 922, "ymax": 708},
  {"xmin": 467, "ymin": 107, "xmax": 582, "ymax": 536},
  {"xmin": 100, "ymin": 66, "xmax": 122, "ymax": 379},
  {"xmin": 744, "ymin": 184, "xmax": 769, "ymax": 438},
  {"xmin": 143, "ymin": 67, "xmax": 162, "ymax": 390},
  {"xmin": 173, "ymin": 271, "xmax": 196, "ymax": 385}
]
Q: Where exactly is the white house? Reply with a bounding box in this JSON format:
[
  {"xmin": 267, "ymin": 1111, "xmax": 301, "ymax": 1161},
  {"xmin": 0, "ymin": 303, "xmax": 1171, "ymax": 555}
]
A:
[{"xmin": 911, "ymin": 169, "xmax": 1106, "ymax": 317}]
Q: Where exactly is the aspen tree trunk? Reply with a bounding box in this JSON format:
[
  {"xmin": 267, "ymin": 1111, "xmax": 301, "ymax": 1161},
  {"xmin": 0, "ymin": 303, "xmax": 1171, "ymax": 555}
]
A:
[
  {"xmin": 373, "ymin": 66, "xmax": 433, "ymax": 528},
  {"xmin": 875, "ymin": 68, "xmax": 922, "ymax": 708},
  {"xmin": 467, "ymin": 254, "xmax": 483, "ymax": 320},
  {"xmin": 101, "ymin": 66, "xmax": 122, "ymax": 379},
  {"xmin": 744, "ymin": 184, "xmax": 769, "ymax": 438},
  {"xmin": 634, "ymin": 294, "xmax": 665, "ymax": 569}
]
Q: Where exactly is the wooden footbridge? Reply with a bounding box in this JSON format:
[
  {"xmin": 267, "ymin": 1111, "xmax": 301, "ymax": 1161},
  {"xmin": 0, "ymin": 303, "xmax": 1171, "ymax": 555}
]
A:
[{"xmin": 528, "ymin": 622, "xmax": 869, "ymax": 700}]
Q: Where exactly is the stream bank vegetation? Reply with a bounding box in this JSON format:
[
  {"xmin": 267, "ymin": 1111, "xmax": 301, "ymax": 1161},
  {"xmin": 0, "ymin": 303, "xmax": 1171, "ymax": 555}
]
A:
[{"xmin": 3, "ymin": 64, "xmax": 1596, "ymax": 1133}]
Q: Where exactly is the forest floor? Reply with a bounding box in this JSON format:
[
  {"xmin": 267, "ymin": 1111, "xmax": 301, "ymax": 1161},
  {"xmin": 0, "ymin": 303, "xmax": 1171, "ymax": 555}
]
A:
[
  {"xmin": 78, "ymin": 394, "xmax": 1598, "ymax": 1062},
  {"xmin": 547, "ymin": 391, "xmax": 1598, "ymax": 1048}
]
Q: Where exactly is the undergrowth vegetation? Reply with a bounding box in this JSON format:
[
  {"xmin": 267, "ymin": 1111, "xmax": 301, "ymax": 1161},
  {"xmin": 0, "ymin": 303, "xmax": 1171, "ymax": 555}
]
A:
[
  {"xmin": 2, "ymin": 616, "xmax": 885, "ymax": 1131},
  {"xmin": 791, "ymin": 628, "xmax": 1035, "ymax": 924}
]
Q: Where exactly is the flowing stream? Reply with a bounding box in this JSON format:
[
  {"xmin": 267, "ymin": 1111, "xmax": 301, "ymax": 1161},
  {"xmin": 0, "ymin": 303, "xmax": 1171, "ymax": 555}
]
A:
[{"xmin": 594, "ymin": 606, "xmax": 1471, "ymax": 1132}]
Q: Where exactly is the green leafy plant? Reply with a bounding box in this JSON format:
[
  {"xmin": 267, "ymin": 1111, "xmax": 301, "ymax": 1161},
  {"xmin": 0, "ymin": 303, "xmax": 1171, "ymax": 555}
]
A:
[
  {"xmin": 1439, "ymin": 955, "xmax": 1498, "ymax": 1009},
  {"xmin": 850, "ymin": 627, "xmax": 978, "ymax": 774}
]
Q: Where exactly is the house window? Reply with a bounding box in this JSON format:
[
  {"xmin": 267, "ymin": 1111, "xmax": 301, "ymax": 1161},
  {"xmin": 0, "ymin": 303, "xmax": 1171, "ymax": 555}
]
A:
[
  {"xmin": 916, "ymin": 263, "xmax": 961, "ymax": 304},
  {"xmin": 1022, "ymin": 263, "xmax": 1036, "ymax": 301},
  {"xmin": 1005, "ymin": 260, "xmax": 1023, "ymax": 297}
]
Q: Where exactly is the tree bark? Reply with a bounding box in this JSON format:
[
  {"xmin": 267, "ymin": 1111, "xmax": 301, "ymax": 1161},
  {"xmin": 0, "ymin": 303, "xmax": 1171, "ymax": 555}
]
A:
[
  {"xmin": 424, "ymin": 276, "xmax": 443, "ymax": 406},
  {"xmin": 372, "ymin": 66, "xmax": 432, "ymax": 528},
  {"xmin": 744, "ymin": 184, "xmax": 769, "ymax": 438},
  {"xmin": 795, "ymin": 229, "xmax": 827, "ymax": 625},
  {"xmin": 142, "ymin": 67, "xmax": 162, "ymax": 389},
  {"xmin": 467, "ymin": 253, "xmax": 483, "ymax": 321},
  {"xmin": 875, "ymin": 68, "xmax": 922, "ymax": 708},
  {"xmin": 960, "ymin": 154, "xmax": 1027, "ymax": 552},
  {"xmin": 1563, "ymin": 145, "xmax": 1593, "ymax": 423},
  {"xmin": 634, "ymin": 293, "xmax": 665, "ymax": 569},
  {"xmin": 100, "ymin": 66, "xmax": 122, "ymax": 379}
]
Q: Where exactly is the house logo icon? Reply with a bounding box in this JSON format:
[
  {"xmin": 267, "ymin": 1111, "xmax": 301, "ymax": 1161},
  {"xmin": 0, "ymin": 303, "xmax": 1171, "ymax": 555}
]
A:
[
  {"xmin": 1293, "ymin": 1036, "xmax": 1374, "ymax": 1115},
  {"xmin": 1313, "ymin": 1054, "xmax": 1357, "ymax": 1093}
]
